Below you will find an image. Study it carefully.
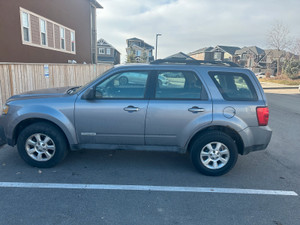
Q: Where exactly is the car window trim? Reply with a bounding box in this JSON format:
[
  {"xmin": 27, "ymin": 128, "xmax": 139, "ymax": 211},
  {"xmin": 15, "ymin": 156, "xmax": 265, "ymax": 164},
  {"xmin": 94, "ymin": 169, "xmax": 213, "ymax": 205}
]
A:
[
  {"xmin": 149, "ymin": 70, "xmax": 209, "ymax": 101},
  {"xmin": 208, "ymin": 71, "xmax": 258, "ymax": 101},
  {"xmin": 92, "ymin": 70, "xmax": 154, "ymax": 100}
]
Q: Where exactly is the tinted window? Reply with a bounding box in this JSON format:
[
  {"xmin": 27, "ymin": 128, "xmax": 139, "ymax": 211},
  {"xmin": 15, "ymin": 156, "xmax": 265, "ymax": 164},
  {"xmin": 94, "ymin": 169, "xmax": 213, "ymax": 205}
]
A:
[
  {"xmin": 155, "ymin": 71, "xmax": 208, "ymax": 100},
  {"xmin": 95, "ymin": 71, "xmax": 149, "ymax": 99},
  {"xmin": 209, "ymin": 72, "xmax": 257, "ymax": 101}
]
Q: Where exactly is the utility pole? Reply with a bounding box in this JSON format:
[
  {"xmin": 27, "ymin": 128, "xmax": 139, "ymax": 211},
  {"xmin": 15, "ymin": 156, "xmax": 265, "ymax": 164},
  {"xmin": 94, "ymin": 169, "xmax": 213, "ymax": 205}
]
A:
[{"xmin": 155, "ymin": 33, "xmax": 162, "ymax": 60}]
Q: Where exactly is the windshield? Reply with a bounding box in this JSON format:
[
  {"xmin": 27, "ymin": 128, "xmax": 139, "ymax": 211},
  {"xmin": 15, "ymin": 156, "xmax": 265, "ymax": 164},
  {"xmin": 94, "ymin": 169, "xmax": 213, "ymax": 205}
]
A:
[{"xmin": 70, "ymin": 67, "xmax": 114, "ymax": 94}]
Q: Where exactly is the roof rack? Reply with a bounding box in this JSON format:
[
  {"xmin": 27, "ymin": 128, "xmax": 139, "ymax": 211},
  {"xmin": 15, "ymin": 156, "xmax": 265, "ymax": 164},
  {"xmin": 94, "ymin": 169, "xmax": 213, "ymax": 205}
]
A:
[{"xmin": 150, "ymin": 59, "xmax": 240, "ymax": 67}]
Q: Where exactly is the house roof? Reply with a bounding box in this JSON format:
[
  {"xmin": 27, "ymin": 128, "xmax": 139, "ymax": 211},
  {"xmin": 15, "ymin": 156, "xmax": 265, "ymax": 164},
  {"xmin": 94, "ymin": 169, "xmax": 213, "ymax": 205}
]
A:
[
  {"xmin": 126, "ymin": 37, "xmax": 154, "ymax": 50},
  {"xmin": 89, "ymin": 0, "xmax": 103, "ymax": 8},
  {"xmin": 165, "ymin": 52, "xmax": 195, "ymax": 60},
  {"xmin": 215, "ymin": 45, "xmax": 241, "ymax": 55},
  {"xmin": 97, "ymin": 38, "xmax": 120, "ymax": 53},
  {"xmin": 235, "ymin": 46, "xmax": 265, "ymax": 55},
  {"xmin": 188, "ymin": 47, "xmax": 214, "ymax": 55}
]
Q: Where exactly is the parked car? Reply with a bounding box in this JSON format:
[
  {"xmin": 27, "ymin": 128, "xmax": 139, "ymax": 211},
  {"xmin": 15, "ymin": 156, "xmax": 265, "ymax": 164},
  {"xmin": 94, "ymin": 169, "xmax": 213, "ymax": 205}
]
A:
[
  {"xmin": 118, "ymin": 72, "xmax": 169, "ymax": 87},
  {"xmin": 255, "ymin": 72, "xmax": 266, "ymax": 79},
  {"xmin": 0, "ymin": 59, "xmax": 272, "ymax": 176}
]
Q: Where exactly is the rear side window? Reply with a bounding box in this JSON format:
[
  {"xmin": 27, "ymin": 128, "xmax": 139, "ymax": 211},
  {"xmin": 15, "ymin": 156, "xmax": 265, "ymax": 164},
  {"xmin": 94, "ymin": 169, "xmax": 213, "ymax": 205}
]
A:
[
  {"xmin": 209, "ymin": 71, "xmax": 258, "ymax": 101},
  {"xmin": 155, "ymin": 71, "xmax": 208, "ymax": 100}
]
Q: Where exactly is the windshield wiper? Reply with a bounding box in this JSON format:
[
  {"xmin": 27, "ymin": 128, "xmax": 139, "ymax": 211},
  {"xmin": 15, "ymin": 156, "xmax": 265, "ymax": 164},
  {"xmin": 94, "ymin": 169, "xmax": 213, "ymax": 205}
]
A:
[{"xmin": 67, "ymin": 86, "xmax": 81, "ymax": 94}]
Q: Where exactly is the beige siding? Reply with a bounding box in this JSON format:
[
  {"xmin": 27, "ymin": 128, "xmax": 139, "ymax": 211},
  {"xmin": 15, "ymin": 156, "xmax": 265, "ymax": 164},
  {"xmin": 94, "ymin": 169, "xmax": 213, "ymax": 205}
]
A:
[{"xmin": 224, "ymin": 52, "xmax": 233, "ymax": 60}]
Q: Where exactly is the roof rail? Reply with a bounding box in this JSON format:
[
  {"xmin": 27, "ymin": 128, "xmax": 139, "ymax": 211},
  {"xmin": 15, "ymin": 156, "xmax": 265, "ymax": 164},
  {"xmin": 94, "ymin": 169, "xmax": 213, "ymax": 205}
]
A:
[{"xmin": 150, "ymin": 59, "xmax": 240, "ymax": 67}]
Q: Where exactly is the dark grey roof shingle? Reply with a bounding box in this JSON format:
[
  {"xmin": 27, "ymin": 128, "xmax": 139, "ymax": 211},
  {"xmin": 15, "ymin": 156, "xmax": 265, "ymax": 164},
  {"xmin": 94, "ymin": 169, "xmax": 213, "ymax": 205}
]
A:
[{"xmin": 165, "ymin": 52, "xmax": 195, "ymax": 60}]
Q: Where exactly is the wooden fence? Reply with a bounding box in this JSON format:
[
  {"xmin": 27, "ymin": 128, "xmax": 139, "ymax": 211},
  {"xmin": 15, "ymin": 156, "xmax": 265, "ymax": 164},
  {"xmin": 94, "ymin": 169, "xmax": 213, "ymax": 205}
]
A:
[{"xmin": 0, "ymin": 63, "xmax": 113, "ymax": 109}]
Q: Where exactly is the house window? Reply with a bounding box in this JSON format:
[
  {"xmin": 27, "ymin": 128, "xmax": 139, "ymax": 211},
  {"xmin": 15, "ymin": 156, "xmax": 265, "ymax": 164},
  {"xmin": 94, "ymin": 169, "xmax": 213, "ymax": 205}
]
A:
[
  {"xmin": 60, "ymin": 27, "xmax": 65, "ymax": 49},
  {"xmin": 71, "ymin": 31, "xmax": 75, "ymax": 52},
  {"xmin": 214, "ymin": 52, "xmax": 222, "ymax": 61},
  {"xmin": 21, "ymin": 12, "xmax": 30, "ymax": 42},
  {"xmin": 136, "ymin": 50, "xmax": 141, "ymax": 57},
  {"xmin": 106, "ymin": 48, "xmax": 111, "ymax": 55},
  {"xmin": 40, "ymin": 19, "xmax": 47, "ymax": 45},
  {"xmin": 19, "ymin": 7, "xmax": 75, "ymax": 54},
  {"xmin": 99, "ymin": 48, "xmax": 105, "ymax": 54}
]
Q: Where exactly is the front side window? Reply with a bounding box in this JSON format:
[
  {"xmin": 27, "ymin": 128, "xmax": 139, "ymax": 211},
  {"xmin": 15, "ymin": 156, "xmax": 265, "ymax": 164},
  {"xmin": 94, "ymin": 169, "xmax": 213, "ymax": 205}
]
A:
[
  {"xmin": 155, "ymin": 71, "xmax": 208, "ymax": 100},
  {"xmin": 22, "ymin": 12, "xmax": 30, "ymax": 42},
  {"xmin": 40, "ymin": 19, "xmax": 47, "ymax": 45},
  {"xmin": 209, "ymin": 71, "xmax": 258, "ymax": 101},
  {"xmin": 106, "ymin": 48, "xmax": 111, "ymax": 55},
  {"xmin": 60, "ymin": 27, "xmax": 65, "ymax": 49},
  {"xmin": 95, "ymin": 71, "xmax": 149, "ymax": 99}
]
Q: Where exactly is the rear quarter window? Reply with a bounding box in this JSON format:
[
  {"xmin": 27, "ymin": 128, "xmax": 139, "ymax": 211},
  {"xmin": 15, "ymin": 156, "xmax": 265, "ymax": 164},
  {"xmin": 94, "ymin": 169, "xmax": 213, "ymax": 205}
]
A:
[{"xmin": 209, "ymin": 71, "xmax": 258, "ymax": 101}]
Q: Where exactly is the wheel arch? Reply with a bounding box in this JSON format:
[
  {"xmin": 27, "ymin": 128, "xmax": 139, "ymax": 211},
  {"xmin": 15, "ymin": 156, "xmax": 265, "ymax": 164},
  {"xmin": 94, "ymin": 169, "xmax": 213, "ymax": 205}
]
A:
[
  {"xmin": 12, "ymin": 118, "xmax": 73, "ymax": 148},
  {"xmin": 186, "ymin": 125, "xmax": 244, "ymax": 155}
]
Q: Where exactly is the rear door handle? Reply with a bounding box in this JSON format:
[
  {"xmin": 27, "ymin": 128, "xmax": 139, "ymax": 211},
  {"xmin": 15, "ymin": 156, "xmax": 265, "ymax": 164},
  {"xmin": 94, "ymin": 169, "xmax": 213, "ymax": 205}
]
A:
[
  {"xmin": 188, "ymin": 107, "xmax": 205, "ymax": 113},
  {"xmin": 124, "ymin": 105, "xmax": 140, "ymax": 112}
]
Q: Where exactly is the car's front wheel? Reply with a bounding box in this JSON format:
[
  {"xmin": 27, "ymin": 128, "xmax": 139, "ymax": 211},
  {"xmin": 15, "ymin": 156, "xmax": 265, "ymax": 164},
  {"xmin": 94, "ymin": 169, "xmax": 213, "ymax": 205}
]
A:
[
  {"xmin": 190, "ymin": 131, "xmax": 238, "ymax": 176},
  {"xmin": 17, "ymin": 122, "xmax": 68, "ymax": 168}
]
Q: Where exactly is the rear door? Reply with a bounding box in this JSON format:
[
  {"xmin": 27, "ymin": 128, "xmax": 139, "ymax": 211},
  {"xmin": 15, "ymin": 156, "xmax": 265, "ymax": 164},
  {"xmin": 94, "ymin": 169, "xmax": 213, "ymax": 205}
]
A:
[{"xmin": 145, "ymin": 70, "xmax": 213, "ymax": 147}]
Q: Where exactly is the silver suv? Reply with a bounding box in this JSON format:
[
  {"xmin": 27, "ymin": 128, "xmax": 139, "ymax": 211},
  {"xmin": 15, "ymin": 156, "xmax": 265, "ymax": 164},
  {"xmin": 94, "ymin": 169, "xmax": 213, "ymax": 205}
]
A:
[{"xmin": 0, "ymin": 59, "xmax": 272, "ymax": 176}]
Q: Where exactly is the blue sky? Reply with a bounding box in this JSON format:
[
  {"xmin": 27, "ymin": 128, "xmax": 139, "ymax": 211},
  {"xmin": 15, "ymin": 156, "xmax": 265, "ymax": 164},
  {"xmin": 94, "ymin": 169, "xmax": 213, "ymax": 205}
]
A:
[{"xmin": 96, "ymin": 0, "xmax": 300, "ymax": 63}]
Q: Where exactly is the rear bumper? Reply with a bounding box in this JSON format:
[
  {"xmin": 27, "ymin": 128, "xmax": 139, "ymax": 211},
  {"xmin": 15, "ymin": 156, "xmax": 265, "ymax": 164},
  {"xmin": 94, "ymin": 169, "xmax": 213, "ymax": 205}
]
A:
[{"xmin": 239, "ymin": 126, "xmax": 272, "ymax": 155}]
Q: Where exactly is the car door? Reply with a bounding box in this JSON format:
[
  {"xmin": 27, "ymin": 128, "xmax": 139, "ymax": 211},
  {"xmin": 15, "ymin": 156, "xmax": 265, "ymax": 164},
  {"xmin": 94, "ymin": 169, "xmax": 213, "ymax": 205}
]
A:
[
  {"xmin": 145, "ymin": 70, "xmax": 213, "ymax": 147},
  {"xmin": 75, "ymin": 71, "xmax": 151, "ymax": 145}
]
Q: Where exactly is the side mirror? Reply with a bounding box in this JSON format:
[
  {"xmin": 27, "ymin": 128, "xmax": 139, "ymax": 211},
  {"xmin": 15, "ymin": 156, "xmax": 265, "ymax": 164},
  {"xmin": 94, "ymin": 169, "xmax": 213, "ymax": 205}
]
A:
[{"xmin": 81, "ymin": 87, "xmax": 95, "ymax": 100}]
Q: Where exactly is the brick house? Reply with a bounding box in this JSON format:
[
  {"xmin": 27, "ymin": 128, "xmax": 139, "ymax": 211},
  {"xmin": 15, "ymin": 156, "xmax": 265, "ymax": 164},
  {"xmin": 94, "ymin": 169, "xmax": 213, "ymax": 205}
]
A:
[
  {"xmin": 188, "ymin": 47, "xmax": 214, "ymax": 61},
  {"xmin": 126, "ymin": 38, "xmax": 154, "ymax": 63},
  {"xmin": 0, "ymin": 0, "xmax": 102, "ymax": 63},
  {"xmin": 189, "ymin": 46, "xmax": 240, "ymax": 62},
  {"xmin": 235, "ymin": 46, "xmax": 266, "ymax": 70}
]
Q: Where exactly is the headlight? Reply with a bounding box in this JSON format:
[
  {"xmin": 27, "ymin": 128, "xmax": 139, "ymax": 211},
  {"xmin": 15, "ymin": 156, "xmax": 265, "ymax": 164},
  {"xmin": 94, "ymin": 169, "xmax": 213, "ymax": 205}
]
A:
[{"xmin": 2, "ymin": 105, "xmax": 9, "ymax": 115}]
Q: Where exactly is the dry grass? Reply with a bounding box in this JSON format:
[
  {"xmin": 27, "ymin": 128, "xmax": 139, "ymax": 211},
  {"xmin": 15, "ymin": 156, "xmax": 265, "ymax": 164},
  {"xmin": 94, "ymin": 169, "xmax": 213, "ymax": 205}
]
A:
[{"xmin": 259, "ymin": 77, "xmax": 300, "ymax": 85}]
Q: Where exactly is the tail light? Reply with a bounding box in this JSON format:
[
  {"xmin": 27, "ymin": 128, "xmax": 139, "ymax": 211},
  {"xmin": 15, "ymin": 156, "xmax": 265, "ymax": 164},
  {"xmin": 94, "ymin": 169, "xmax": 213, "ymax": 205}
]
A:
[{"xmin": 256, "ymin": 107, "xmax": 269, "ymax": 126}]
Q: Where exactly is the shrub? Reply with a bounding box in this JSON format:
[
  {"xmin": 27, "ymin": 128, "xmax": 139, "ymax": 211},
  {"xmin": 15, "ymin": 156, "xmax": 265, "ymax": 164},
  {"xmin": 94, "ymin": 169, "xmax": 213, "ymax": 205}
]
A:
[{"xmin": 283, "ymin": 59, "xmax": 300, "ymax": 79}]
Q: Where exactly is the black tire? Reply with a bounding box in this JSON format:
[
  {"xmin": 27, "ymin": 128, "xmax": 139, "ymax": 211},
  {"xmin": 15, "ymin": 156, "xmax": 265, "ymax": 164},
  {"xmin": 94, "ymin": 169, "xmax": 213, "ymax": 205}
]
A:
[
  {"xmin": 17, "ymin": 122, "xmax": 68, "ymax": 168},
  {"xmin": 190, "ymin": 131, "xmax": 238, "ymax": 176}
]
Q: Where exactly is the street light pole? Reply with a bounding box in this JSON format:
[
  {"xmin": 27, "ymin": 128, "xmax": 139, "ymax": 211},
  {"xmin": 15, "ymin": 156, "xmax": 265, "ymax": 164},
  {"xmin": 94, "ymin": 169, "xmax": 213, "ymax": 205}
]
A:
[{"xmin": 155, "ymin": 33, "xmax": 162, "ymax": 60}]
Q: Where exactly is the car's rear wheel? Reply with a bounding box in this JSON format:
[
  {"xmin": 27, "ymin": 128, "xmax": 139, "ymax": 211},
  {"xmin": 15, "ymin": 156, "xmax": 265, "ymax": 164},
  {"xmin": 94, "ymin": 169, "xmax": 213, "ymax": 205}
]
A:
[
  {"xmin": 190, "ymin": 131, "xmax": 238, "ymax": 176},
  {"xmin": 17, "ymin": 122, "xmax": 68, "ymax": 168}
]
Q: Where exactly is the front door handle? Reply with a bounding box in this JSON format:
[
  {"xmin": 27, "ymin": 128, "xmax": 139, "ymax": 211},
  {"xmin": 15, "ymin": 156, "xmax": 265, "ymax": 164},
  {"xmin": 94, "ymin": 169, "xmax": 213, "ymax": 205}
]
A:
[
  {"xmin": 124, "ymin": 105, "xmax": 140, "ymax": 112},
  {"xmin": 188, "ymin": 107, "xmax": 205, "ymax": 113}
]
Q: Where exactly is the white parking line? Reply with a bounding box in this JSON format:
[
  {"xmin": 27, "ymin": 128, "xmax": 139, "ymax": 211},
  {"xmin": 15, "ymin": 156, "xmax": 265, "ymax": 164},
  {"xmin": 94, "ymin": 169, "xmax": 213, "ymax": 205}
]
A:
[{"xmin": 0, "ymin": 182, "xmax": 298, "ymax": 196}]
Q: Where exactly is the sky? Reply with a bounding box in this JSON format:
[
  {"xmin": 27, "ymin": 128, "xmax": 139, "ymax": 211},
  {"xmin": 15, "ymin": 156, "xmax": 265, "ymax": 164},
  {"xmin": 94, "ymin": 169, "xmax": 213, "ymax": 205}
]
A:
[{"xmin": 96, "ymin": 0, "xmax": 300, "ymax": 63}]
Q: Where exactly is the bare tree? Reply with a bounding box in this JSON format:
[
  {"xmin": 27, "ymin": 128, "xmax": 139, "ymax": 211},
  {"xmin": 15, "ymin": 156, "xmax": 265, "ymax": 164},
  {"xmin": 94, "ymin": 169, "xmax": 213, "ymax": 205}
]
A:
[
  {"xmin": 293, "ymin": 39, "xmax": 300, "ymax": 56},
  {"xmin": 267, "ymin": 21, "xmax": 291, "ymax": 76}
]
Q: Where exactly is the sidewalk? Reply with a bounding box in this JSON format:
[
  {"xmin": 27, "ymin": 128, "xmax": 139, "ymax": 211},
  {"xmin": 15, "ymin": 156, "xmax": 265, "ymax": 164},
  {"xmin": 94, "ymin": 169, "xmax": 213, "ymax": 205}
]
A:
[{"xmin": 260, "ymin": 82, "xmax": 299, "ymax": 90}]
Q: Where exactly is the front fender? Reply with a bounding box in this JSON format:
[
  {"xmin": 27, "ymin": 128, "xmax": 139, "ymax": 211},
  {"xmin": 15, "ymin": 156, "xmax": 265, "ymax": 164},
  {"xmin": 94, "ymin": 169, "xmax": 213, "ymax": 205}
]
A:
[{"xmin": 8, "ymin": 105, "xmax": 77, "ymax": 146}]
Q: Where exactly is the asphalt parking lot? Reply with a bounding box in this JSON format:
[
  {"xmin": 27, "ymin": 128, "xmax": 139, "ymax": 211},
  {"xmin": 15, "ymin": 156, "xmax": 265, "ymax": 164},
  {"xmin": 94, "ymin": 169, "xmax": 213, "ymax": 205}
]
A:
[{"xmin": 0, "ymin": 90, "xmax": 299, "ymax": 225}]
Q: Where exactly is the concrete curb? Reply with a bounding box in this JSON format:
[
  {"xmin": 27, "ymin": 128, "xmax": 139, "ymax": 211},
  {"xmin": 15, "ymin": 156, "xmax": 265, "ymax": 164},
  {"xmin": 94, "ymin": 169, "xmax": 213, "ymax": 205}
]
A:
[{"xmin": 263, "ymin": 86, "xmax": 299, "ymax": 90}]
